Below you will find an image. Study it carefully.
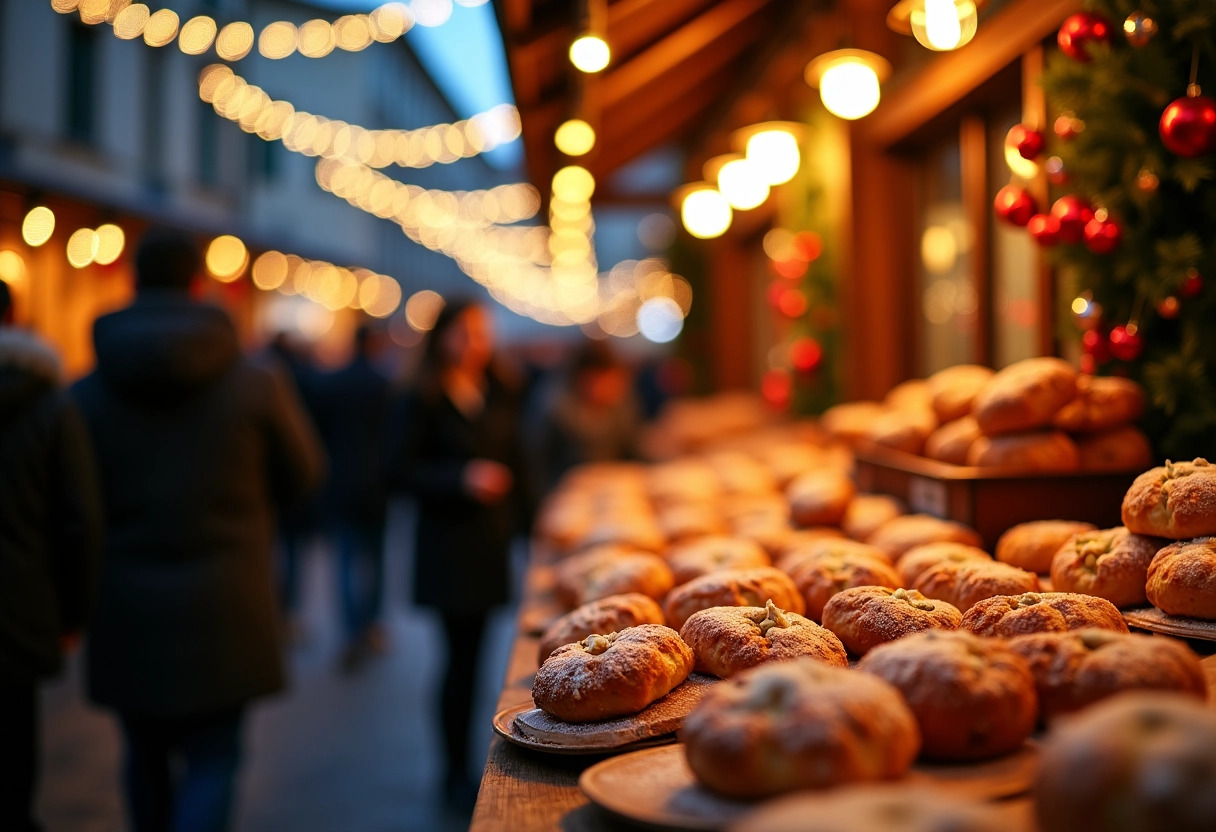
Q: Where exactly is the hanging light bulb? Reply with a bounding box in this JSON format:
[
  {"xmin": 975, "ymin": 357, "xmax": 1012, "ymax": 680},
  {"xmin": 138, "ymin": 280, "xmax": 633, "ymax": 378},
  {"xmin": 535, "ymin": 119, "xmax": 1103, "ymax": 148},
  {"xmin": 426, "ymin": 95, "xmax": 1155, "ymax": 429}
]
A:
[
  {"xmin": 887, "ymin": 0, "xmax": 983, "ymax": 52},
  {"xmin": 569, "ymin": 35, "xmax": 609, "ymax": 73},
  {"xmin": 804, "ymin": 49, "xmax": 892, "ymax": 120},
  {"xmin": 730, "ymin": 122, "xmax": 804, "ymax": 187},
  {"xmin": 704, "ymin": 154, "xmax": 770, "ymax": 211},
  {"xmin": 676, "ymin": 184, "xmax": 732, "ymax": 239},
  {"xmin": 554, "ymin": 119, "xmax": 596, "ymax": 156}
]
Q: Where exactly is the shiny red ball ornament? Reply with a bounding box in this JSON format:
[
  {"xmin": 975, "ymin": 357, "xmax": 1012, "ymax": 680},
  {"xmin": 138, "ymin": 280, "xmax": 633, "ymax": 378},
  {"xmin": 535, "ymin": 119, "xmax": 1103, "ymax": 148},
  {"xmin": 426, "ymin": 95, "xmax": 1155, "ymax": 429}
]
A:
[
  {"xmin": 1084, "ymin": 216, "xmax": 1122, "ymax": 254},
  {"xmin": 777, "ymin": 288, "xmax": 809, "ymax": 318},
  {"xmin": 761, "ymin": 370, "xmax": 792, "ymax": 410},
  {"xmin": 790, "ymin": 337, "xmax": 823, "ymax": 373},
  {"xmin": 1160, "ymin": 95, "xmax": 1216, "ymax": 157},
  {"xmin": 1007, "ymin": 124, "xmax": 1046, "ymax": 160},
  {"xmin": 1108, "ymin": 325, "xmax": 1144, "ymax": 362},
  {"xmin": 1027, "ymin": 213, "xmax": 1061, "ymax": 246},
  {"xmin": 1051, "ymin": 195, "xmax": 1094, "ymax": 244},
  {"xmin": 1058, "ymin": 12, "xmax": 1113, "ymax": 62},
  {"xmin": 772, "ymin": 257, "xmax": 807, "ymax": 280},
  {"xmin": 767, "ymin": 281, "xmax": 787, "ymax": 309},
  {"xmin": 1157, "ymin": 296, "xmax": 1181, "ymax": 319},
  {"xmin": 994, "ymin": 185, "xmax": 1038, "ymax": 227},
  {"xmin": 1180, "ymin": 269, "xmax": 1203, "ymax": 298},
  {"xmin": 793, "ymin": 231, "xmax": 823, "ymax": 262},
  {"xmin": 1082, "ymin": 328, "xmax": 1110, "ymax": 361}
]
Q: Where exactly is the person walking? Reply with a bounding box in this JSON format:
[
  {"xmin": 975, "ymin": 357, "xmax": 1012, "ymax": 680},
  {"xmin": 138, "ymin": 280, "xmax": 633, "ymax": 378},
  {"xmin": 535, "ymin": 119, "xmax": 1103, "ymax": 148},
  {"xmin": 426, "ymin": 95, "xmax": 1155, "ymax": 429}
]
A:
[
  {"xmin": 387, "ymin": 299, "xmax": 527, "ymax": 809},
  {"xmin": 0, "ymin": 280, "xmax": 103, "ymax": 832},
  {"xmin": 72, "ymin": 229, "xmax": 325, "ymax": 832},
  {"xmin": 317, "ymin": 324, "xmax": 392, "ymax": 671}
]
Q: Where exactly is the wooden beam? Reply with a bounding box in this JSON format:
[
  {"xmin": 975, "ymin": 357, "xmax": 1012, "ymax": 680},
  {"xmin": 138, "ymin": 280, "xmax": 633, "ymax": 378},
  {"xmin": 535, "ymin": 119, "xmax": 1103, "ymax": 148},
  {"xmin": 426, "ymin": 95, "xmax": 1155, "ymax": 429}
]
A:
[
  {"xmin": 858, "ymin": 0, "xmax": 1083, "ymax": 148},
  {"xmin": 960, "ymin": 114, "xmax": 992, "ymax": 366},
  {"xmin": 502, "ymin": 0, "xmax": 532, "ymax": 35}
]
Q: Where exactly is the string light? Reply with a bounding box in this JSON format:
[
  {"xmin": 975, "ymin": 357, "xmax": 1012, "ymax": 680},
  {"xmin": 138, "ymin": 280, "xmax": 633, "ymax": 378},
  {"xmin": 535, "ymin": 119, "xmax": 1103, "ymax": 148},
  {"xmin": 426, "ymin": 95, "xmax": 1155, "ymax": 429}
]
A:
[
  {"xmin": 22, "ymin": 207, "xmax": 56, "ymax": 247},
  {"xmin": 554, "ymin": 119, "xmax": 596, "ymax": 156},
  {"xmin": 205, "ymin": 235, "xmax": 249, "ymax": 282},
  {"xmin": 569, "ymin": 35, "xmax": 610, "ymax": 73},
  {"xmin": 805, "ymin": 50, "xmax": 892, "ymax": 120},
  {"xmin": 66, "ymin": 228, "xmax": 100, "ymax": 269},
  {"xmin": 94, "ymin": 224, "xmax": 126, "ymax": 265}
]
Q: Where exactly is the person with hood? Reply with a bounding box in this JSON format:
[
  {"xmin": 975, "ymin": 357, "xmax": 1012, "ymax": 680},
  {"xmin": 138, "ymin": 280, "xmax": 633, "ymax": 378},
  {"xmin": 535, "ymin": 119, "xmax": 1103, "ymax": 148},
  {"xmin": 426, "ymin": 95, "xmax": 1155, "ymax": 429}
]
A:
[
  {"xmin": 72, "ymin": 229, "xmax": 324, "ymax": 832},
  {"xmin": 0, "ymin": 280, "xmax": 102, "ymax": 832}
]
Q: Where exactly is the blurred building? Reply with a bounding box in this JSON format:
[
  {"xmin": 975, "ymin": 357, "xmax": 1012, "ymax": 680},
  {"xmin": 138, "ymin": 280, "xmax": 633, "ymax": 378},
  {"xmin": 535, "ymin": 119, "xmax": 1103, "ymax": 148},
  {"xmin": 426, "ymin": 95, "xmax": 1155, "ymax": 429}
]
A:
[{"xmin": 0, "ymin": 0, "xmax": 525, "ymax": 375}]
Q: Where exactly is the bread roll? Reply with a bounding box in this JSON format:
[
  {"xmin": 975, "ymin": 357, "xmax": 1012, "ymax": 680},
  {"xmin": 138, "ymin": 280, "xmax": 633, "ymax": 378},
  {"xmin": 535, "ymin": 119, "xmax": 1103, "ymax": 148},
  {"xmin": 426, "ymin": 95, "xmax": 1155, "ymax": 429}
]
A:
[
  {"xmin": 1050, "ymin": 526, "xmax": 1164, "ymax": 608},
  {"xmin": 821, "ymin": 586, "xmax": 961, "ymax": 656},
  {"xmin": 1122, "ymin": 458, "xmax": 1216, "ymax": 539},
  {"xmin": 960, "ymin": 591, "xmax": 1129, "ymax": 637},
  {"xmin": 972, "ymin": 357, "xmax": 1078, "ymax": 436},
  {"xmin": 924, "ymin": 417, "xmax": 981, "ymax": 465},
  {"xmin": 928, "ymin": 364, "xmax": 995, "ymax": 424},
  {"xmin": 996, "ymin": 519, "xmax": 1098, "ymax": 574},
  {"xmin": 1147, "ymin": 537, "xmax": 1216, "ymax": 619},
  {"xmin": 967, "ymin": 430, "xmax": 1081, "ymax": 472},
  {"xmin": 1051, "ymin": 375, "xmax": 1146, "ymax": 433},
  {"xmin": 680, "ymin": 600, "xmax": 848, "ymax": 678}
]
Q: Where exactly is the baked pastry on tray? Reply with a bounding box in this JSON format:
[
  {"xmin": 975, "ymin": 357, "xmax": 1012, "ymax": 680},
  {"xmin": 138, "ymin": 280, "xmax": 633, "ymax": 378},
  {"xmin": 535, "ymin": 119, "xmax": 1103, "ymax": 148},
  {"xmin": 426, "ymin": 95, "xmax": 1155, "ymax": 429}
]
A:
[{"xmin": 679, "ymin": 600, "xmax": 848, "ymax": 677}]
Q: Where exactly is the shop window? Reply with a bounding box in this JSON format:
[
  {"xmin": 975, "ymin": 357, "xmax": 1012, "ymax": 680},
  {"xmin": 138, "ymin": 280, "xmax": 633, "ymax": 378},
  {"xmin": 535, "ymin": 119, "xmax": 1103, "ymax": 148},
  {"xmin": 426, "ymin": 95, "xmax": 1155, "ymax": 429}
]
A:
[{"xmin": 65, "ymin": 24, "xmax": 98, "ymax": 144}]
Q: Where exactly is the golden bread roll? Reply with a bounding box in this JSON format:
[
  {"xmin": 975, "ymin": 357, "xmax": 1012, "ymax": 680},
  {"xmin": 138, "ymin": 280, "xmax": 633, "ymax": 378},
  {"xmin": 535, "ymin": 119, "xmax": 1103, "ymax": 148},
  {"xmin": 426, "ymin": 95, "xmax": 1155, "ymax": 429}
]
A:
[
  {"xmin": 682, "ymin": 658, "xmax": 920, "ymax": 798},
  {"xmin": 966, "ymin": 430, "xmax": 1081, "ymax": 472},
  {"xmin": 1051, "ymin": 375, "xmax": 1146, "ymax": 433},
  {"xmin": 1075, "ymin": 425, "xmax": 1154, "ymax": 472},
  {"xmin": 1122, "ymin": 458, "xmax": 1216, "ymax": 539},
  {"xmin": 679, "ymin": 600, "xmax": 848, "ymax": 678},
  {"xmin": 537, "ymin": 593, "xmax": 666, "ymax": 665},
  {"xmin": 971, "ymin": 357, "xmax": 1078, "ymax": 436},
  {"xmin": 924, "ymin": 416, "xmax": 982, "ymax": 465},
  {"xmin": 897, "ymin": 542, "xmax": 992, "ymax": 587},
  {"xmin": 776, "ymin": 536, "xmax": 893, "ymax": 576},
  {"xmin": 728, "ymin": 784, "xmax": 1009, "ymax": 832},
  {"xmin": 996, "ymin": 519, "xmax": 1098, "ymax": 574},
  {"xmin": 928, "ymin": 364, "xmax": 995, "ymax": 424},
  {"xmin": 1034, "ymin": 693, "xmax": 1216, "ymax": 832},
  {"xmin": 914, "ymin": 560, "xmax": 1040, "ymax": 612},
  {"xmin": 865, "ymin": 514, "xmax": 983, "ymax": 561},
  {"xmin": 1050, "ymin": 526, "xmax": 1165, "ymax": 608},
  {"xmin": 1007, "ymin": 629, "xmax": 1206, "ymax": 721},
  {"xmin": 532, "ymin": 625, "xmax": 693, "ymax": 722},
  {"xmin": 840, "ymin": 493, "xmax": 905, "ymax": 541},
  {"xmin": 885, "ymin": 379, "xmax": 935, "ymax": 413},
  {"xmin": 663, "ymin": 566, "xmax": 804, "ymax": 630},
  {"xmin": 866, "ymin": 409, "xmax": 938, "ymax": 456},
  {"xmin": 789, "ymin": 552, "xmax": 903, "ymax": 622},
  {"xmin": 858, "ymin": 630, "xmax": 1037, "ymax": 760},
  {"xmin": 821, "ymin": 586, "xmax": 961, "ymax": 656},
  {"xmin": 1146, "ymin": 537, "xmax": 1216, "ymax": 619},
  {"xmin": 656, "ymin": 502, "xmax": 727, "ymax": 542},
  {"xmin": 766, "ymin": 527, "xmax": 848, "ymax": 563},
  {"xmin": 820, "ymin": 401, "xmax": 888, "ymax": 444},
  {"xmin": 666, "ymin": 536, "xmax": 771, "ymax": 586},
  {"xmin": 554, "ymin": 545, "xmax": 675, "ymax": 609},
  {"xmin": 960, "ymin": 591, "xmax": 1128, "ymax": 637},
  {"xmin": 786, "ymin": 469, "xmax": 856, "ymax": 527}
]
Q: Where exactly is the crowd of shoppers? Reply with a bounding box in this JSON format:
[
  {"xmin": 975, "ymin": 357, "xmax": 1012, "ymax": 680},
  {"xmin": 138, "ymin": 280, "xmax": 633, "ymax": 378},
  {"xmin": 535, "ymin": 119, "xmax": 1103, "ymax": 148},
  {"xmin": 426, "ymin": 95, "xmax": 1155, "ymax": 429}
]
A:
[{"xmin": 0, "ymin": 228, "xmax": 654, "ymax": 831}]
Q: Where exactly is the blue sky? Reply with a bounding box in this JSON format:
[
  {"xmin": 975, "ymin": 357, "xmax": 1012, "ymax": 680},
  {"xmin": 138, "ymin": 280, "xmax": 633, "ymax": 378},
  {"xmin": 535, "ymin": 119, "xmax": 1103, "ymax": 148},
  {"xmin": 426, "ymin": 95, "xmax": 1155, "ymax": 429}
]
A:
[{"xmin": 312, "ymin": 1, "xmax": 521, "ymax": 169}]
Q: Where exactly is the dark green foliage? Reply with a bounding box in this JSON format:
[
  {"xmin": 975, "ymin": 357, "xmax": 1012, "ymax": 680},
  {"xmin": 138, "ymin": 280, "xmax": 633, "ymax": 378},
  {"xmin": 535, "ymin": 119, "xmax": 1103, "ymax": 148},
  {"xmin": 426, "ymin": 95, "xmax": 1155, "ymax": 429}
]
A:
[{"xmin": 1040, "ymin": 0, "xmax": 1216, "ymax": 458}]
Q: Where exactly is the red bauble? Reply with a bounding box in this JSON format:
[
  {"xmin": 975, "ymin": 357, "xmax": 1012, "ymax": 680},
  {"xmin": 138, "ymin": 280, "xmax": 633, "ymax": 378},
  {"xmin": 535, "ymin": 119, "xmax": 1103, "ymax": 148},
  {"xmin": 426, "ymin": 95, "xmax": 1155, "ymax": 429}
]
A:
[
  {"xmin": 1160, "ymin": 95, "xmax": 1216, "ymax": 157},
  {"xmin": 772, "ymin": 257, "xmax": 807, "ymax": 280},
  {"xmin": 1051, "ymin": 195, "xmax": 1094, "ymax": 244},
  {"xmin": 1045, "ymin": 156, "xmax": 1069, "ymax": 185},
  {"xmin": 1027, "ymin": 213, "xmax": 1061, "ymax": 246},
  {"xmin": 790, "ymin": 337, "xmax": 823, "ymax": 373},
  {"xmin": 1007, "ymin": 124, "xmax": 1046, "ymax": 160},
  {"xmin": 1083, "ymin": 216, "xmax": 1121, "ymax": 254},
  {"xmin": 1108, "ymin": 325, "xmax": 1144, "ymax": 362},
  {"xmin": 994, "ymin": 185, "xmax": 1038, "ymax": 227},
  {"xmin": 1058, "ymin": 12, "xmax": 1113, "ymax": 62},
  {"xmin": 1082, "ymin": 328, "xmax": 1110, "ymax": 362},
  {"xmin": 1157, "ymin": 296, "xmax": 1181, "ymax": 319},
  {"xmin": 1180, "ymin": 269, "xmax": 1203, "ymax": 297},
  {"xmin": 761, "ymin": 370, "xmax": 792, "ymax": 410},
  {"xmin": 777, "ymin": 288, "xmax": 809, "ymax": 318},
  {"xmin": 1079, "ymin": 353, "xmax": 1097, "ymax": 374},
  {"xmin": 793, "ymin": 232, "xmax": 823, "ymax": 262},
  {"xmin": 766, "ymin": 281, "xmax": 787, "ymax": 309}
]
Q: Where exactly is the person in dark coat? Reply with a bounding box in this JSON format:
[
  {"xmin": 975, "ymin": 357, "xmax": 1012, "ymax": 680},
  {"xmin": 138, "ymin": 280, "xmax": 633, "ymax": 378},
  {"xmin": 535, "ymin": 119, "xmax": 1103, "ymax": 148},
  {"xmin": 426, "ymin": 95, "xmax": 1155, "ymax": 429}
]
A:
[
  {"xmin": 0, "ymin": 281, "xmax": 103, "ymax": 832},
  {"xmin": 72, "ymin": 229, "xmax": 325, "ymax": 832},
  {"xmin": 317, "ymin": 324, "xmax": 392, "ymax": 669},
  {"xmin": 387, "ymin": 298, "xmax": 526, "ymax": 807}
]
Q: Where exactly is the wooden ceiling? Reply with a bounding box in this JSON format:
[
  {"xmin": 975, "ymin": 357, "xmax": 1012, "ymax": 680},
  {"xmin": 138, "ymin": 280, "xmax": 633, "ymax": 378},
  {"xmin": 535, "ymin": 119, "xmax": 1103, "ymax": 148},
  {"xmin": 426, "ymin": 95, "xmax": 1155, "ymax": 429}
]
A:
[{"xmin": 497, "ymin": 0, "xmax": 808, "ymax": 200}]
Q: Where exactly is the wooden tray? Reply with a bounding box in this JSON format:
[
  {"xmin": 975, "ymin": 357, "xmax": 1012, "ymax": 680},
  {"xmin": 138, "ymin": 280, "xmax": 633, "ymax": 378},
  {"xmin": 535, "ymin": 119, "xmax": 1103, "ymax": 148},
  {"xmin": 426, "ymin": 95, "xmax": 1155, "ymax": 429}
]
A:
[
  {"xmin": 493, "ymin": 674, "xmax": 718, "ymax": 755},
  {"xmin": 853, "ymin": 443, "xmax": 1138, "ymax": 550},
  {"xmin": 1124, "ymin": 606, "xmax": 1216, "ymax": 643},
  {"xmin": 579, "ymin": 742, "xmax": 1039, "ymax": 832}
]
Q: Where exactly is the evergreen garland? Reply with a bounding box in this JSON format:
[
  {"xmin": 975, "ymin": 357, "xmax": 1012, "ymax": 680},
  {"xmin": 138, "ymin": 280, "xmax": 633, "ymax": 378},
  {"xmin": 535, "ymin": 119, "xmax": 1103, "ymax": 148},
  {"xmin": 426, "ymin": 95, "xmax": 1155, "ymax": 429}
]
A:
[{"xmin": 1039, "ymin": 0, "xmax": 1216, "ymax": 459}]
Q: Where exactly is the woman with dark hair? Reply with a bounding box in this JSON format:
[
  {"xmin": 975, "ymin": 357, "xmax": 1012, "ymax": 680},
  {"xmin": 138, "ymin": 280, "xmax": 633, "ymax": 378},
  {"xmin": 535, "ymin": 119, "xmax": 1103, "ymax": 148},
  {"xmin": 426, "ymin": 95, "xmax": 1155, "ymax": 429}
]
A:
[{"xmin": 387, "ymin": 298, "xmax": 525, "ymax": 808}]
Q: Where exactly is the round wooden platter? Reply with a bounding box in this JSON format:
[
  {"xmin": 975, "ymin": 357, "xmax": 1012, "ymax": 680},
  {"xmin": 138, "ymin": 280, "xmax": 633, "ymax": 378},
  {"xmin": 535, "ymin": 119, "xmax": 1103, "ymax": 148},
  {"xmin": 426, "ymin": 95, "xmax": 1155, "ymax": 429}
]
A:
[
  {"xmin": 1123, "ymin": 606, "xmax": 1216, "ymax": 642},
  {"xmin": 579, "ymin": 742, "xmax": 1040, "ymax": 832},
  {"xmin": 493, "ymin": 674, "xmax": 719, "ymax": 756}
]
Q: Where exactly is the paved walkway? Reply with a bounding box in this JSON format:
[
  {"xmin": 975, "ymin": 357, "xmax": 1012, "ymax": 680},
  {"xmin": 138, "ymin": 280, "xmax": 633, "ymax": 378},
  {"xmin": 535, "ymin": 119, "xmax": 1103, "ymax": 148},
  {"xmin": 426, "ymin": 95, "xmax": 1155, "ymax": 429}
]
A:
[{"xmin": 36, "ymin": 504, "xmax": 518, "ymax": 832}]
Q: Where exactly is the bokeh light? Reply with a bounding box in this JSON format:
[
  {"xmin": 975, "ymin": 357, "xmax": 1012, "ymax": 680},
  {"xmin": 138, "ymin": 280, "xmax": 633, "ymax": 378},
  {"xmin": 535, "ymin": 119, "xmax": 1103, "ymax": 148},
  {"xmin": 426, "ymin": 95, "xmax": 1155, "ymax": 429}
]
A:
[
  {"xmin": 93, "ymin": 224, "xmax": 126, "ymax": 266},
  {"xmin": 636, "ymin": 297, "xmax": 684, "ymax": 343},
  {"xmin": 680, "ymin": 187, "xmax": 732, "ymax": 239},
  {"xmin": 113, "ymin": 4, "xmax": 150, "ymax": 40},
  {"xmin": 179, "ymin": 16, "xmax": 218, "ymax": 55},
  {"xmin": 22, "ymin": 207, "xmax": 56, "ymax": 247},
  {"xmin": 716, "ymin": 157, "xmax": 770, "ymax": 209},
  {"xmin": 66, "ymin": 228, "xmax": 99, "ymax": 269},
  {"xmin": 744, "ymin": 129, "xmax": 801, "ymax": 186},
  {"xmin": 0, "ymin": 250, "xmax": 27, "ymax": 287},
  {"xmin": 405, "ymin": 289, "xmax": 445, "ymax": 331},
  {"xmin": 206, "ymin": 235, "xmax": 249, "ymax": 282},
  {"xmin": 554, "ymin": 119, "xmax": 596, "ymax": 156},
  {"xmin": 569, "ymin": 36, "xmax": 610, "ymax": 73},
  {"xmin": 143, "ymin": 8, "xmax": 180, "ymax": 48},
  {"xmin": 252, "ymin": 251, "xmax": 290, "ymax": 290},
  {"xmin": 552, "ymin": 166, "xmax": 596, "ymax": 203},
  {"xmin": 806, "ymin": 51, "xmax": 889, "ymax": 120}
]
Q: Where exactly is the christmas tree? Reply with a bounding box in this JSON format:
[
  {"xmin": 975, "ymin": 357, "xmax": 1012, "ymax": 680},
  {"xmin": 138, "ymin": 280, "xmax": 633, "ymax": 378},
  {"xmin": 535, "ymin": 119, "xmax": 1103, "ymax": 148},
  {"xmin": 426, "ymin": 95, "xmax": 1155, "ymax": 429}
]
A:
[{"xmin": 1033, "ymin": 0, "xmax": 1216, "ymax": 459}]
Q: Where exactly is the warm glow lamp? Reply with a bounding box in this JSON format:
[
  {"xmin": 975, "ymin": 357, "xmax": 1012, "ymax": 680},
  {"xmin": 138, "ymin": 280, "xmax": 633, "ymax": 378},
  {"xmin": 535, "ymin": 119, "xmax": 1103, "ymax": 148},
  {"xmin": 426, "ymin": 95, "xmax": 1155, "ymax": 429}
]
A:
[
  {"xmin": 804, "ymin": 50, "xmax": 892, "ymax": 121},
  {"xmin": 569, "ymin": 35, "xmax": 610, "ymax": 73},
  {"xmin": 730, "ymin": 122, "xmax": 804, "ymax": 186},
  {"xmin": 677, "ymin": 184, "xmax": 732, "ymax": 239},
  {"xmin": 704, "ymin": 153, "xmax": 770, "ymax": 211},
  {"xmin": 887, "ymin": 0, "xmax": 983, "ymax": 52},
  {"xmin": 554, "ymin": 119, "xmax": 596, "ymax": 156}
]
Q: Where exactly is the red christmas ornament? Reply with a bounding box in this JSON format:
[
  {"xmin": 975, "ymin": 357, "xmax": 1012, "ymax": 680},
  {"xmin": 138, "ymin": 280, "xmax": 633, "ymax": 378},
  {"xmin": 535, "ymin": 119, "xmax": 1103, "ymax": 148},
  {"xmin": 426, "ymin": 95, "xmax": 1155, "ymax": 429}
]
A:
[
  {"xmin": 1079, "ymin": 353, "xmax": 1097, "ymax": 374},
  {"xmin": 994, "ymin": 185, "xmax": 1038, "ymax": 227},
  {"xmin": 793, "ymin": 232, "xmax": 823, "ymax": 262},
  {"xmin": 1083, "ymin": 216, "xmax": 1122, "ymax": 254},
  {"xmin": 777, "ymin": 288, "xmax": 809, "ymax": 318},
  {"xmin": 1006, "ymin": 124, "xmax": 1046, "ymax": 160},
  {"xmin": 1051, "ymin": 195, "xmax": 1094, "ymax": 244},
  {"xmin": 1058, "ymin": 12, "xmax": 1113, "ymax": 62},
  {"xmin": 772, "ymin": 257, "xmax": 807, "ymax": 280},
  {"xmin": 1157, "ymin": 296, "xmax": 1181, "ymax": 319},
  {"xmin": 1108, "ymin": 325, "xmax": 1144, "ymax": 362},
  {"xmin": 1180, "ymin": 268, "xmax": 1203, "ymax": 297},
  {"xmin": 1054, "ymin": 114, "xmax": 1081, "ymax": 140},
  {"xmin": 766, "ymin": 281, "xmax": 787, "ymax": 309},
  {"xmin": 761, "ymin": 370, "xmax": 792, "ymax": 410},
  {"xmin": 1027, "ymin": 213, "xmax": 1061, "ymax": 246},
  {"xmin": 790, "ymin": 337, "xmax": 823, "ymax": 373},
  {"xmin": 1160, "ymin": 94, "xmax": 1216, "ymax": 157},
  {"xmin": 1082, "ymin": 328, "xmax": 1110, "ymax": 362}
]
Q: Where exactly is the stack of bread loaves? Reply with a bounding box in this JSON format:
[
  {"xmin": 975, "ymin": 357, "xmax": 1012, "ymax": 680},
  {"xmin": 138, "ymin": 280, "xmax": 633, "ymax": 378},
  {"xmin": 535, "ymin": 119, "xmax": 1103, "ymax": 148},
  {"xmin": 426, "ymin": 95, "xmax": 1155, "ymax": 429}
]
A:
[{"xmin": 822, "ymin": 358, "xmax": 1154, "ymax": 473}]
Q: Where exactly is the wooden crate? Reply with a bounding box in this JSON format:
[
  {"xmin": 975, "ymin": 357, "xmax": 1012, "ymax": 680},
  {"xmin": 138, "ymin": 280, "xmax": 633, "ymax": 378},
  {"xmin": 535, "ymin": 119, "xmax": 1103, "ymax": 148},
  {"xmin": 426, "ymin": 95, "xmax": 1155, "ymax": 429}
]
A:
[{"xmin": 853, "ymin": 443, "xmax": 1138, "ymax": 550}]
